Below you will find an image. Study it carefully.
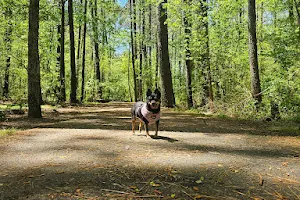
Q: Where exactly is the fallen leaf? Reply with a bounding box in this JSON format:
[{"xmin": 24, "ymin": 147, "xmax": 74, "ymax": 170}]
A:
[
  {"xmin": 193, "ymin": 187, "xmax": 199, "ymax": 191},
  {"xmin": 195, "ymin": 177, "xmax": 204, "ymax": 184},
  {"xmin": 150, "ymin": 181, "xmax": 160, "ymax": 187},
  {"xmin": 194, "ymin": 195, "xmax": 202, "ymax": 199},
  {"xmin": 154, "ymin": 189, "xmax": 162, "ymax": 195},
  {"xmin": 171, "ymin": 194, "xmax": 176, "ymax": 198},
  {"xmin": 129, "ymin": 185, "xmax": 137, "ymax": 189},
  {"xmin": 75, "ymin": 189, "xmax": 81, "ymax": 193}
]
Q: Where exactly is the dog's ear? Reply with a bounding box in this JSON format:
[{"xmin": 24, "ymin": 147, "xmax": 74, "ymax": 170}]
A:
[
  {"xmin": 146, "ymin": 89, "xmax": 152, "ymax": 97},
  {"xmin": 154, "ymin": 88, "xmax": 161, "ymax": 99}
]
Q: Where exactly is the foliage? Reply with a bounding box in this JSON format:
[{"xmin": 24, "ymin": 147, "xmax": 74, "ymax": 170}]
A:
[{"xmin": 0, "ymin": 0, "xmax": 299, "ymax": 120}]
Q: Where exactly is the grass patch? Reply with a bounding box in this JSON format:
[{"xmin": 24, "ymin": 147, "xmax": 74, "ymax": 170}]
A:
[{"xmin": 0, "ymin": 128, "xmax": 17, "ymax": 137}]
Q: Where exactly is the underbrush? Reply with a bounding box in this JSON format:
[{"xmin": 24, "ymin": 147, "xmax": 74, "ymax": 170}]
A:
[{"xmin": 0, "ymin": 128, "xmax": 17, "ymax": 137}]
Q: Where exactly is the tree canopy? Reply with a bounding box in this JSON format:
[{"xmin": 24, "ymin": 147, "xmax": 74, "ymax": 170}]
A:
[{"xmin": 0, "ymin": 0, "xmax": 299, "ymax": 120}]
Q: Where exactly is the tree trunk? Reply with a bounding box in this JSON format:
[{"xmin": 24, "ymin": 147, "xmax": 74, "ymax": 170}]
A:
[
  {"xmin": 158, "ymin": 0, "xmax": 175, "ymax": 107},
  {"xmin": 248, "ymin": 0, "xmax": 262, "ymax": 104},
  {"xmin": 77, "ymin": 0, "xmax": 83, "ymax": 61},
  {"xmin": 3, "ymin": 6, "xmax": 12, "ymax": 99},
  {"xmin": 199, "ymin": 0, "xmax": 213, "ymax": 108},
  {"xmin": 92, "ymin": 0, "xmax": 102, "ymax": 99},
  {"xmin": 294, "ymin": 0, "xmax": 300, "ymax": 27},
  {"xmin": 130, "ymin": 0, "xmax": 138, "ymax": 102},
  {"xmin": 59, "ymin": 0, "xmax": 66, "ymax": 102},
  {"xmin": 68, "ymin": 0, "xmax": 78, "ymax": 103},
  {"xmin": 148, "ymin": 2, "xmax": 153, "ymax": 89},
  {"xmin": 28, "ymin": 0, "xmax": 42, "ymax": 118},
  {"xmin": 128, "ymin": 46, "xmax": 133, "ymax": 102},
  {"xmin": 183, "ymin": 0, "xmax": 193, "ymax": 109},
  {"xmin": 80, "ymin": 0, "xmax": 88, "ymax": 102}
]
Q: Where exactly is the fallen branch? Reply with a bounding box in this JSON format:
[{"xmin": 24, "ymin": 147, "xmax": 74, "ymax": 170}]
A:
[
  {"xmin": 101, "ymin": 189, "xmax": 131, "ymax": 195},
  {"xmin": 273, "ymin": 177, "xmax": 300, "ymax": 185}
]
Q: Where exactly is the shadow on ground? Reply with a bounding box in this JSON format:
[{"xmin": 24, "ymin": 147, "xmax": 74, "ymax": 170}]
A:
[
  {"xmin": 0, "ymin": 103, "xmax": 300, "ymax": 199},
  {"xmin": 1, "ymin": 102, "xmax": 299, "ymax": 137},
  {"xmin": 1, "ymin": 159, "xmax": 299, "ymax": 200}
]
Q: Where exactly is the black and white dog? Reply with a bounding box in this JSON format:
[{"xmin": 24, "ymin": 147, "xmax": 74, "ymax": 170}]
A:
[{"xmin": 131, "ymin": 89, "xmax": 161, "ymax": 138}]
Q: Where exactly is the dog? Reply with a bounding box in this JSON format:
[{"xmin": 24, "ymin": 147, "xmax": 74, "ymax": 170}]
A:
[{"xmin": 131, "ymin": 89, "xmax": 161, "ymax": 138}]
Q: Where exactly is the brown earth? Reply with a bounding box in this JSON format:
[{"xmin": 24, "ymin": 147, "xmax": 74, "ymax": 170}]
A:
[{"xmin": 0, "ymin": 102, "xmax": 299, "ymax": 200}]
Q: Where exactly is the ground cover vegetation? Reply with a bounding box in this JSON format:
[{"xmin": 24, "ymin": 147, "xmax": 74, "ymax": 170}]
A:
[{"xmin": 0, "ymin": 0, "xmax": 299, "ymax": 121}]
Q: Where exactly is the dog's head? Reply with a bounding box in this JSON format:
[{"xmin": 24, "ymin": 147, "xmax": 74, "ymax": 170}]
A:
[{"xmin": 146, "ymin": 89, "xmax": 161, "ymax": 110}]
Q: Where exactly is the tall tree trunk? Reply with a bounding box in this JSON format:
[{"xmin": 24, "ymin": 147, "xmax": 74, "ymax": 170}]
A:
[
  {"xmin": 155, "ymin": 34, "xmax": 159, "ymax": 89},
  {"xmin": 128, "ymin": 46, "xmax": 133, "ymax": 102},
  {"xmin": 183, "ymin": 0, "xmax": 193, "ymax": 109},
  {"xmin": 92, "ymin": 0, "xmax": 102, "ymax": 99},
  {"xmin": 248, "ymin": 0, "xmax": 262, "ymax": 104},
  {"xmin": 139, "ymin": 1, "xmax": 146, "ymax": 100},
  {"xmin": 203, "ymin": 0, "xmax": 213, "ymax": 107},
  {"xmin": 199, "ymin": 0, "xmax": 213, "ymax": 108},
  {"xmin": 148, "ymin": 2, "xmax": 153, "ymax": 89},
  {"xmin": 80, "ymin": 0, "xmax": 88, "ymax": 102},
  {"xmin": 28, "ymin": 0, "xmax": 42, "ymax": 118},
  {"xmin": 68, "ymin": 0, "xmax": 78, "ymax": 103},
  {"xmin": 77, "ymin": 0, "xmax": 83, "ymax": 61},
  {"xmin": 158, "ymin": 0, "xmax": 175, "ymax": 107},
  {"xmin": 130, "ymin": 0, "xmax": 138, "ymax": 102},
  {"xmin": 3, "ymin": 6, "xmax": 12, "ymax": 98},
  {"xmin": 294, "ymin": 0, "xmax": 300, "ymax": 27},
  {"xmin": 59, "ymin": 0, "xmax": 66, "ymax": 102}
]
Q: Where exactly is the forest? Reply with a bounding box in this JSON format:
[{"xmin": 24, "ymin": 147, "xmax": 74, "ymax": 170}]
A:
[{"xmin": 0, "ymin": 0, "xmax": 299, "ymax": 120}]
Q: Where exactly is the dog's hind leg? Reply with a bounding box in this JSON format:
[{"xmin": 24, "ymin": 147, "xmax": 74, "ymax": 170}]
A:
[{"xmin": 139, "ymin": 121, "xmax": 143, "ymax": 133}]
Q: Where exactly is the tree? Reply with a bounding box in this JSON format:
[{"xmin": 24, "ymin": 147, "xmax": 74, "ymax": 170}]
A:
[
  {"xmin": 200, "ymin": 0, "xmax": 213, "ymax": 108},
  {"xmin": 58, "ymin": 0, "xmax": 66, "ymax": 102},
  {"xmin": 130, "ymin": 0, "xmax": 138, "ymax": 102},
  {"xmin": 68, "ymin": 0, "xmax": 78, "ymax": 103},
  {"xmin": 248, "ymin": 0, "xmax": 262, "ymax": 104},
  {"xmin": 158, "ymin": 0, "xmax": 175, "ymax": 107},
  {"xmin": 3, "ymin": 5, "xmax": 12, "ymax": 98},
  {"xmin": 28, "ymin": 0, "xmax": 42, "ymax": 118},
  {"xmin": 80, "ymin": 0, "xmax": 88, "ymax": 102},
  {"xmin": 183, "ymin": 0, "xmax": 193, "ymax": 109},
  {"xmin": 91, "ymin": 0, "xmax": 102, "ymax": 99}
]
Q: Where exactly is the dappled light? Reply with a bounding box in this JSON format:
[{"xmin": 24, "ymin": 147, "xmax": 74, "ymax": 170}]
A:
[{"xmin": 1, "ymin": 103, "xmax": 299, "ymax": 199}]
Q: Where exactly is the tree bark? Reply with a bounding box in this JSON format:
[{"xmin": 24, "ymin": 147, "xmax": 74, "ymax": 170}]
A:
[
  {"xmin": 183, "ymin": 0, "xmax": 193, "ymax": 109},
  {"xmin": 3, "ymin": 6, "xmax": 12, "ymax": 98},
  {"xmin": 248, "ymin": 0, "xmax": 262, "ymax": 103},
  {"xmin": 130, "ymin": 0, "xmax": 138, "ymax": 102},
  {"xmin": 92, "ymin": 0, "xmax": 102, "ymax": 99},
  {"xmin": 77, "ymin": 0, "xmax": 83, "ymax": 61},
  {"xmin": 198, "ymin": 0, "xmax": 213, "ymax": 108},
  {"xmin": 28, "ymin": 0, "xmax": 42, "ymax": 118},
  {"xmin": 68, "ymin": 0, "xmax": 78, "ymax": 103},
  {"xmin": 59, "ymin": 0, "xmax": 66, "ymax": 102},
  {"xmin": 158, "ymin": 0, "xmax": 175, "ymax": 107},
  {"xmin": 80, "ymin": 0, "xmax": 88, "ymax": 102},
  {"xmin": 294, "ymin": 0, "xmax": 300, "ymax": 27}
]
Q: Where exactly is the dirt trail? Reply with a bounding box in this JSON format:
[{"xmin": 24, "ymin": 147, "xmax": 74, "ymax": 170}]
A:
[{"xmin": 0, "ymin": 103, "xmax": 299, "ymax": 199}]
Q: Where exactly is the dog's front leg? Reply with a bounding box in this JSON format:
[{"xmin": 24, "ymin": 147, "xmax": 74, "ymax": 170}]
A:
[
  {"xmin": 145, "ymin": 123, "xmax": 151, "ymax": 138},
  {"xmin": 155, "ymin": 120, "xmax": 159, "ymax": 137},
  {"xmin": 132, "ymin": 119, "xmax": 136, "ymax": 135}
]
